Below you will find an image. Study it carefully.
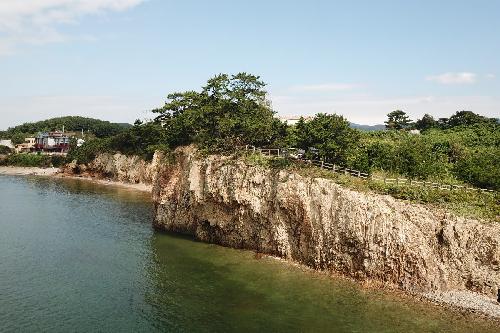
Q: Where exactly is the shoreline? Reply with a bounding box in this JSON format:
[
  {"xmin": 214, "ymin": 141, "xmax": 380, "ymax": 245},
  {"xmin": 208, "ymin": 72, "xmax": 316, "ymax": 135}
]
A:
[
  {"xmin": 1, "ymin": 165, "xmax": 499, "ymax": 323},
  {"xmin": 262, "ymin": 252, "xmax": 500, "ymax": 323},
  {"xmin": 0, "ymin": 166, "xmax": 152, "ymax": 193},
  {"xmin": 0, "ymin": 166, "xmax": 60, "ymax": 177}
]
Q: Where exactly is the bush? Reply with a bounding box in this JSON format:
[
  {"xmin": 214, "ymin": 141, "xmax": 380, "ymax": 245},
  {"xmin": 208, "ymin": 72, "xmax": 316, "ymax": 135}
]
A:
[
  {"xmin": 453, "ymin": 147, "xmax": 499, "ymax": 190},
  {"xmin": 343, "ymin": 122, "xmax": 499, "ymax": 189},
  {"xmin": 0, "ymin": 153, "xmax": 64, "ymax": 168},
  {"xmin": 0, "ymin": 145, "xmax": 12, "ymax": 155},
  {"xmin": 67, "ymin": 138, "xmax": 111, "ymax": 164},
  {"xmin": 293, "ymin": 113, "xmax": 360, "ymax": 165}
]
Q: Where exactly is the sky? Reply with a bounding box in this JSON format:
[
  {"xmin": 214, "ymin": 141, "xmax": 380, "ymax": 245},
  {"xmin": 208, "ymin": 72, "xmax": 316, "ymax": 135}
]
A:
[{"xmin": 0, "ymin": 0, "xmax": 499, "ymax": 129}]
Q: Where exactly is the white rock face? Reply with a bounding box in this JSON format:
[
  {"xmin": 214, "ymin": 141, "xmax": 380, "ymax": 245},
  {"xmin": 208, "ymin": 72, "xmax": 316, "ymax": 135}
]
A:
[
  {"xmin": 151, "ymin": 147, "xmax": 500, "ymax": 300},
  {"xmin": 87, "ymin": 153, "xmax": 160, "ymax": 184}
]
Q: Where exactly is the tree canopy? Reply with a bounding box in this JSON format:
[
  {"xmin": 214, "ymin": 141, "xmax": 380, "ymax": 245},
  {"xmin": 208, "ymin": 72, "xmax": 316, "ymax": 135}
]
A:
[
  {"xmin": 153, "ymin": 73, "xmax": 285, "ymax": 151},
  {"xmin": 413, "ymin": 111, "xmax": 497, "ymax": 131},
  {"xmin": 0, "ymin": 116, "xmax": 131, "ymax": 139},
  {"xmin": 415, "ymin": 114, "xmax": 437, "ymax": 131},
  {"xmin": 385, "ymin": 110, "xmax": 412, "ymax": 130},
  {"xmin": 292, "ymin": 113, "xmax": 360, "ymax": 164}
]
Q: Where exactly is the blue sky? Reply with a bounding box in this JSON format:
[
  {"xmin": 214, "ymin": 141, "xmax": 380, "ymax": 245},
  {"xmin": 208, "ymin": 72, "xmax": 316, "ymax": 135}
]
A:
[{"xmin": 1, "ymin": 0, "xmax": 499, "ymax": 129}]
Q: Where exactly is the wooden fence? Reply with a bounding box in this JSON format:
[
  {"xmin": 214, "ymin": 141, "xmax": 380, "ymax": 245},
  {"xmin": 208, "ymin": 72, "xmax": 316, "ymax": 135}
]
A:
[{"xmin": 241, "ymin": 145, "xmax": 496, "ymax": 193}]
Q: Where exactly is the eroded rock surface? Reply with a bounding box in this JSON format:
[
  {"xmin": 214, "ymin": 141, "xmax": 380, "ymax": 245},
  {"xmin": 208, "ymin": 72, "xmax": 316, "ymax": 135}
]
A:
[
  {"xmin": 64, "ymin": 153, "xmax": 164, "ymax": 185},
  {"xmin": 152, "ymin": 146, "xmax": 500, "ymax": 301}
]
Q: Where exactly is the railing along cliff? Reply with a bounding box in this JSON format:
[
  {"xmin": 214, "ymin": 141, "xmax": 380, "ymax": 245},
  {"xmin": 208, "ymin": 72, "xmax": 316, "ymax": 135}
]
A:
[{"xmin": 241, "ymin": 145, "xmax": 496, "ymax": 193}]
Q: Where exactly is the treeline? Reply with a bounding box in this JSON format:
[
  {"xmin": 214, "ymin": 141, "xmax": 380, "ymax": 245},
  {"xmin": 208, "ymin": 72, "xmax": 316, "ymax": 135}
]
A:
[
  {"xmin": 69, "ymin": 73, "xmax": 285, "ymax": 162},
  {"xmin": 67, "ymin": 120, "xmax": 167, "ymax": 163},
  {"xmin": 64, "ymin": 73, "xmax": 500, "ymax": 190},
  {"xmin": 384, "ymin": 109, "xmax": 497, "ymax": 131},
  {"xmin": 0, "ymin": 116, "xmax": 132, "ymax": 144}
]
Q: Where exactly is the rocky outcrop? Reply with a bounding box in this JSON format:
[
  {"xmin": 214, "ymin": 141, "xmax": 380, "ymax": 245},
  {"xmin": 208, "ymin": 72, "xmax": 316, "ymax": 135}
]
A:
[
  {"xmin": 64, "ymin": 153, "xmax": 163, "ymax": 185},
  {"xmin": 152, "ymin": 146, "xmax": 500, "ymax": 301}
]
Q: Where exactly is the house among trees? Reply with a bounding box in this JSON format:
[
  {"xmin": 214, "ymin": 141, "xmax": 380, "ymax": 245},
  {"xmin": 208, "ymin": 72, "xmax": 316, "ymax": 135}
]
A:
[
  {"xmin": 34, "ymin": 131, "xmax": 71, "ymax": 153},
  {"xmin": 15, "ymin": 138, "xmax": 36, "ymax": 153}
]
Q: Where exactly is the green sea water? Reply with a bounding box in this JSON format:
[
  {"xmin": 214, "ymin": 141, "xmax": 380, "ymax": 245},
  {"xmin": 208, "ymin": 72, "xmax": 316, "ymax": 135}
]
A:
[{"xmin": 0, "ymin": 175, "xmax": 497, "ymax": 332}]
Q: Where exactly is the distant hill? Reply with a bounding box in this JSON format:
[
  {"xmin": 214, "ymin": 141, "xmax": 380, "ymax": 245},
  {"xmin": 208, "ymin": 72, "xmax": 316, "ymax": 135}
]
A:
[
  {"xmin": 0, "ymin": 116, "xmax": 132, "ymax": 139},
  {"xmin": 349, "ymin": 123, "xmax": 385, "ymax": 131}
]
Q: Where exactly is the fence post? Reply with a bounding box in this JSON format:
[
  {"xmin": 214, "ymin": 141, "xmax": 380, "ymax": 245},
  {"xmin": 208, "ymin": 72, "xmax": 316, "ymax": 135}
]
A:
[
  {"xmin": 396, "ymin": 178, "xmax": 399, "ymax": 186},
  {"xmin": 357, "ymin": 171, "xmax": 361, "ymax": 177},
  {"xmin": 321, "ymin": 160, "xmax": 324, "ymax": 169},
  {"xmin": 333, "ymin": 164, "xmax": 336, "ymax": 172},
  {"xmin": 253, "ymin": 146, "xmax": 256, "ymax": 153}
]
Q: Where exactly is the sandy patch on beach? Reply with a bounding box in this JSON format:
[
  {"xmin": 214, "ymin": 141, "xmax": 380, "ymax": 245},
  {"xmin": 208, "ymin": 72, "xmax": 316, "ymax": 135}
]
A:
[{"xmin": 0, "ymin": 166, "xmax": 152, "ymax": 193}]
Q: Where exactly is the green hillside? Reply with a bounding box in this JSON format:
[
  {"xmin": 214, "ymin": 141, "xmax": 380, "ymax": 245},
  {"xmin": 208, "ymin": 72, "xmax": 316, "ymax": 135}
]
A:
[{"xmin": 0, "ymin": 116, "xmax": 132, "ymax": 142}]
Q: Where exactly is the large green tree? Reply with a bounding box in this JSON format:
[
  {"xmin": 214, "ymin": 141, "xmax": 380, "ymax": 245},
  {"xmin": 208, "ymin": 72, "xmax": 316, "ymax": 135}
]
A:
[
  {"xmin": 415, "ymin": 114, "xmax": 438, "ymax": 131},
  {"xmin": 295, "ymin": 113, "xmax": 360, "ymax": 164},
  {"xmin": 447, "ymin": 110, "xmax": 496, "ymax": 128},
  {"xmin": 385, "ymin": 110, "xmax": 412, "ymax": 130},
  {"xmin": 153, "ymin": 73, "xmax": 285, "ymax": 151}
]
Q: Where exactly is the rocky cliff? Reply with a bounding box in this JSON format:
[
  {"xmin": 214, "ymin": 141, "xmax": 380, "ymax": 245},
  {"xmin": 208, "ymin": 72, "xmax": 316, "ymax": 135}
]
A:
[
  {"xmin": 65, "ymin": 152, "xmax": 161, "ymax": 185},
  {"xmin": 151, "ymin": 146, "xmax": 500, "ymax": 301}
]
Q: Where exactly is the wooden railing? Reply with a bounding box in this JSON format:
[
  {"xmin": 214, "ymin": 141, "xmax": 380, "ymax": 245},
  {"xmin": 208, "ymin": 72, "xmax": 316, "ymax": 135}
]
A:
[{"xmin": 240, "ymin": 145, "xmax": 496, "ymax": 193}]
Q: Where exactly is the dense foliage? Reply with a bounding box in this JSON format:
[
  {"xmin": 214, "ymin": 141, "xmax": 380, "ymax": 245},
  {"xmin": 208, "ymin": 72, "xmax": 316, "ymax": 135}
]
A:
[
  {"xmin": 346, "ymin": 116, "xmax": 499, "ymax": 190},
  {"xmin": 0, "ymin": 145, "xmax": 12, "ymax": 155},
  {"xmin": 0, "ymin": 153, "xmax": 66, "ymax": 168},
  {"xmin": 288, "ymin": 114, "xmax": 360, "ymax": 165},
  {"xmin": 67, "ymin": 121, "xmax": 168, "ymax": 164},
  {"xmin": 0, "ymin": 116, "xmax": 131, "ymax": 139},
  {"xmin": 413, "ymin": 110, "xmax": 497, "ymax": 131},
  {"xmin": 153, "ymin": 73, "xmax": 285, "ymax": 152},
  {"xmin": 278, "ymin": 109, "xmax": 498, "ymax": 190}
]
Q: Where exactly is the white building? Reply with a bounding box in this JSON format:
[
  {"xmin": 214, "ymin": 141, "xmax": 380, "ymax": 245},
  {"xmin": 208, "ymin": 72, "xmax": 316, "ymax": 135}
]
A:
[{"xmin": 0, "ymin": 139, "xmax": 14, "ymax": 149}]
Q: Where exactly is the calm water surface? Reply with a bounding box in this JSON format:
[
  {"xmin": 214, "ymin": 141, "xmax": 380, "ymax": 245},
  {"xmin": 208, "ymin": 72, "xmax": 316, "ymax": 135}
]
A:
[{"xmin": 0, "ymin": 175, "xmax": 497, "ymax": 332}]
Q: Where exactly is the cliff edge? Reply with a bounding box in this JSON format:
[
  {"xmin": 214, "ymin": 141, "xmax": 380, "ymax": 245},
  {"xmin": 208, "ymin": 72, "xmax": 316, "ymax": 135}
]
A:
[{"xmin": 152, "ymin": 147, "xmax": 499, "ymax": 303}]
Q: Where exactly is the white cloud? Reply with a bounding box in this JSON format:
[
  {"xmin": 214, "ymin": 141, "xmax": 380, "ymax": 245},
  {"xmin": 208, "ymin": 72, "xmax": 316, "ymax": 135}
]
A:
[
  {"xmin": 0, "ymin": 0, "xmax": 145, "ymax": 55},
  {"xmin": 485, "ymin": 73, "xmax": 496, "ymax": 79},
  {"xmin": 291, "ymin": 83, "xmax": 360, "ymax": 92},
  {"xmin": 426, "ymin": 72, "xmax": 477, "ymax": 84}
]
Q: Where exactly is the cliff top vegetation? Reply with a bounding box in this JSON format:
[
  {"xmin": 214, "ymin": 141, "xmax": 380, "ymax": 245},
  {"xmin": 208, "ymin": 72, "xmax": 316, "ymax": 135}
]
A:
[
  {"xmin": 64, "ymin": 73, "xmax": 499, "ymax": 193},
  {"xmin": 4, "ymin": 73, "xmax": 495, "ymax": 196}
]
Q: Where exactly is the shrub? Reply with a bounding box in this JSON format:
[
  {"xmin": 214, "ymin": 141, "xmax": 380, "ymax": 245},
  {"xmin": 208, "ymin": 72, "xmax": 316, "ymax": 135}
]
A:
[
  {"xmin": 0, "ymin": 154, "xmax": 54, "ymax": 167},
  {"xmin": 0, "ymin": 145, "xmax": 12, "ymax": 155},
  {"xmin": 67, "ymin": 138, "xmax": 111, "ymax": 164}
]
